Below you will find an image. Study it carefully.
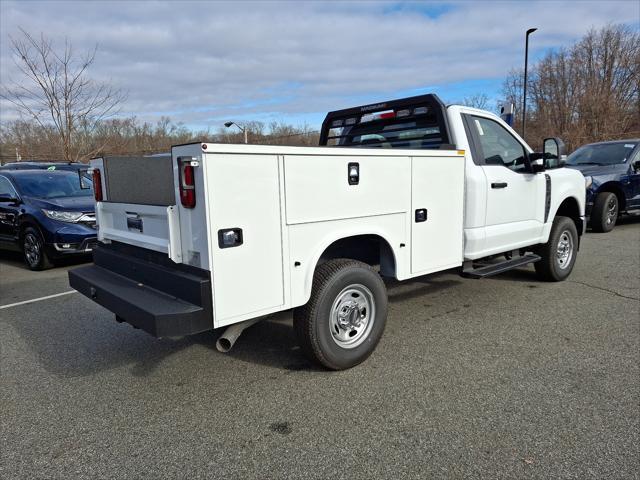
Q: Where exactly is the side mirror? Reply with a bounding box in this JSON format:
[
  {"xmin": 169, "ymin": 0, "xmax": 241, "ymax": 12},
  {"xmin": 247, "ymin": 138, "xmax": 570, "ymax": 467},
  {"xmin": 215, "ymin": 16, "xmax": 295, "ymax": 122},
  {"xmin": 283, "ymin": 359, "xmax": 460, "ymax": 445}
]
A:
[
  {"xmin": 543, "ymin": 137, "xmax": 566, "ymax": 169},
  {"xmin": 0, "ymin": 193, "xmax": 19, "ymax": 204},
  {"xmin": 633, "ymin": 159, "xmax": 640, "ymax": 171}
]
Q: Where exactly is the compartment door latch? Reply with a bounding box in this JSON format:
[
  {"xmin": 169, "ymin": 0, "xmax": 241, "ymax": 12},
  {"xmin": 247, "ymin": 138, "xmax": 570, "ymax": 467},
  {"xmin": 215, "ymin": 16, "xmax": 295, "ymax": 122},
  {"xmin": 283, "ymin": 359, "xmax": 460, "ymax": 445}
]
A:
[
  {"xmin": 348, "ymin": 162, "xmax": 359, "ymax": 185},
  {"xmin": 415, "ymin": 208, "xmax": 428, "ymax": 223}
]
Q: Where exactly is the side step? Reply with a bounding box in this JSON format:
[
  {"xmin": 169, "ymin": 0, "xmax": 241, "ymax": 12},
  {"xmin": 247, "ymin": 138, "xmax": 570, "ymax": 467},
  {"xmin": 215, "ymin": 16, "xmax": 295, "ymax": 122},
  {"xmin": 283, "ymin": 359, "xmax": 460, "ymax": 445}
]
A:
[{"xmin": 462, "ymin": 254, "xmax": 541, "ymax": 279}]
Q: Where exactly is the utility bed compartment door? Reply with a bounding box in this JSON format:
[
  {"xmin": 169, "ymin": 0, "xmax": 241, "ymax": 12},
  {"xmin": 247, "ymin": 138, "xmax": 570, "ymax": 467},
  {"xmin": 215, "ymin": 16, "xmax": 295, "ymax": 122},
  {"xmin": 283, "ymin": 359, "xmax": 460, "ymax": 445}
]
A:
[
  {"xmin": 204, "ymin": 153, "xmax": 284, "ymax": 327},
  {"xmin": 283, "ymin": 155, "xmax": 410, "ymax": 224},
  {"xmin": 411, "ymin": 155, "xmax": 465, "ymax": 274}
]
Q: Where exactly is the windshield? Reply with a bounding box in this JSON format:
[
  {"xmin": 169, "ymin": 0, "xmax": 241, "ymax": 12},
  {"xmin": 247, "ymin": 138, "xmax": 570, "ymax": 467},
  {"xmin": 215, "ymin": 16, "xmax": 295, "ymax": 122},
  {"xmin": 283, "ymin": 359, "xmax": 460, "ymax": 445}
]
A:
[
  {"xmin": 567, "ymin": 142, "xmax": 637, "ymax": 166},
  {"xmin": 13, "ymin": 172, "xmax": 93, "ymax": 199}
]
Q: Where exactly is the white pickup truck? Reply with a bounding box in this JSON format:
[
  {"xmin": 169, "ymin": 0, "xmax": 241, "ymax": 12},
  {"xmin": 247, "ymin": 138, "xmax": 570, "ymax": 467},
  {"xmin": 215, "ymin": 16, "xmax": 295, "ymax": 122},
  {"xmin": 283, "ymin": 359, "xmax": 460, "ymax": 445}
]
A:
[{"xmin": 69, "ymin": 94, "xmax": 585, "ymax": 370}]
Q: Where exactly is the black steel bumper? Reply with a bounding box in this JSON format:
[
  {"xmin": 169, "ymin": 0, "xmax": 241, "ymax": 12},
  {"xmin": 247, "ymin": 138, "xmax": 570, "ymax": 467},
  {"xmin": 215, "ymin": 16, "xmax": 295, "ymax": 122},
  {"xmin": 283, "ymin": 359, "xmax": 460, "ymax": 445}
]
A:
[{"xmin": 69, "ymin": 243, "xmax": 213, "ymax": 338}]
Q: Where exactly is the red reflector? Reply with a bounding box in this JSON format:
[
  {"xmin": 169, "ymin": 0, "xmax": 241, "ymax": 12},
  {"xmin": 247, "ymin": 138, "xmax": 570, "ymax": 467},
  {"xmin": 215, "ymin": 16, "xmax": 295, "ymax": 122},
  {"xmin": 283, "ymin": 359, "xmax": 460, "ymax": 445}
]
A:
[
  {"xmin": 360, "ymin": 109, "xmax": 396, "ymax": 123},
  {"xmin": 92, "ymin": 169, "xmax": 103, "ymax": 202},
  {"xmin": 179, "ymin": 159, "xmax": 196, "ymax": 208}
]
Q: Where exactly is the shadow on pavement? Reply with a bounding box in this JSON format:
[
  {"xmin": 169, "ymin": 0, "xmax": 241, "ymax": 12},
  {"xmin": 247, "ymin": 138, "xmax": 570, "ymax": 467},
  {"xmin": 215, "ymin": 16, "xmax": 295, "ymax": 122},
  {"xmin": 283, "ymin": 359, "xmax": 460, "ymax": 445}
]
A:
[
  {"xmin": 0, "ymin": 250, "xmax": 25, "ymax": 268},
  {"xmin": 4, "ymin": 269, "xmax": 468, "ymax": 377},
  {"xmin": 3, "ymin": 300, "xmax": 316, "ymax": 377},
  {"xmin": 386, "ymin": 273, "xmax": 462, "ymax": 303},
  {"xmin": 0, "ymin": 249, "xmax": 92, "ymax": 271},
  {"xmin": 486, "ymin": 268, "xmax": 540, "ymax": 283},
  {"xmin": 7, "ymin": 277, "xmax": 466, "ymax": 377}
]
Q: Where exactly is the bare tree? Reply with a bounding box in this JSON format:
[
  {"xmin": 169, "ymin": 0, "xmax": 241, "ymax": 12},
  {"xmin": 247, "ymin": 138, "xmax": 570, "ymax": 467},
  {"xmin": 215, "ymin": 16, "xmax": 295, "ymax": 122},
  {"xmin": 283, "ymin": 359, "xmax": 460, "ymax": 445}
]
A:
[
  {"xmin": 461, "ymin": 93, "xmax": 490, "ymax": 110},
  {"xmin": 502, "ymin": 68, "xmax": 524, "ymax": 132},
  {"xmin": 1, "ymin": 28, "xmax": 127, "ymax": 161},
  {"xmin": 503, "ymin": 24, "xmax": 640, "ymax": 150},
  {"xmin": 0, "ymin": 115, "xmax": 320, "ymax": 164}
]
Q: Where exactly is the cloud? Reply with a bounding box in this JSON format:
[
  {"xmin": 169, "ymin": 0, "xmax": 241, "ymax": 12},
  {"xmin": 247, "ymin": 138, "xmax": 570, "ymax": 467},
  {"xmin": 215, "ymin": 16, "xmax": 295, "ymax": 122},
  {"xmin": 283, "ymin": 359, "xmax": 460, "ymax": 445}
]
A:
[{"xmin": 0, "ymin": 0, "xmax": 633, "ymax": 129}]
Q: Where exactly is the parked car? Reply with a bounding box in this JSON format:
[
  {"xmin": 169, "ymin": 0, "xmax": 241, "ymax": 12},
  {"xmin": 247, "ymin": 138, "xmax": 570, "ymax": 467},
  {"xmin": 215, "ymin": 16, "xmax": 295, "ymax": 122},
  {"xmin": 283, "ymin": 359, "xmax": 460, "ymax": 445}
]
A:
[
  {"xmin": 566, "ymin": 140, "xmax": 640, "ymax": 232},
  {"xmin": 0, "ymin": 169, "xmax": 97, "ymax": 270}
]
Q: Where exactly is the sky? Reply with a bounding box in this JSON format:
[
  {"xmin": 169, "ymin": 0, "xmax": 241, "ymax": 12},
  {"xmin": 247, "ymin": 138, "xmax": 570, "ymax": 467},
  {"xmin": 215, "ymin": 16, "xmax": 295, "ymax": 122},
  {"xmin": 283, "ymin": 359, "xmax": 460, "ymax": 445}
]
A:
[{"xmin": 0, "ymin": 0, "xmax": 636, "ymax": 132}]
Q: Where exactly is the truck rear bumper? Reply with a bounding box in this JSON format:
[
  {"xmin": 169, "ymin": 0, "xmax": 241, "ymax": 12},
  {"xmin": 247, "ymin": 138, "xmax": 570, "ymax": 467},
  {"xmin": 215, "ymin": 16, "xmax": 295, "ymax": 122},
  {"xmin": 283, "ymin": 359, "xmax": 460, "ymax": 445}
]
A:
[{"xmin": 69, "ymin": 242, "xmax": 213, "ymax": 338}]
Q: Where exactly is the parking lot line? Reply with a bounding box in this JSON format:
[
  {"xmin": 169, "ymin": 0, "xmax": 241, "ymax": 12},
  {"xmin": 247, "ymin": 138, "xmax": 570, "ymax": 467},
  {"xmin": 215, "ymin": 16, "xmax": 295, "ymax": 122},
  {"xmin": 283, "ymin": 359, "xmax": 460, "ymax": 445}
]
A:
[{"xmin": 0, "ymin": 290, "xmax": 76, "ymax": 310}]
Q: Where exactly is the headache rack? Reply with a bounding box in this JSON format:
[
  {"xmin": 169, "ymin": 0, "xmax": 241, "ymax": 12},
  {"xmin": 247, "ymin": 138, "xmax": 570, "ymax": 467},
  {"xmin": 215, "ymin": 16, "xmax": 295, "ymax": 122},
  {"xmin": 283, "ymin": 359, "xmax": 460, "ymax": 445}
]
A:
[{"xmin": 319, "ymin": 94, "xmax": 453, "ymax": 150}]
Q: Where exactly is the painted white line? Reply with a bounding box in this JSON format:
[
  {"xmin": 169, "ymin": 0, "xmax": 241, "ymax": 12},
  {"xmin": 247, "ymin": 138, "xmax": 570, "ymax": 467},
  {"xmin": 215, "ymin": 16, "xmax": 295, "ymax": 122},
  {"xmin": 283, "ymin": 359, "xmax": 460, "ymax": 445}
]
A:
[{"xmin": 0, "ymin": 290, "xmax": 77, "ymax": 310}]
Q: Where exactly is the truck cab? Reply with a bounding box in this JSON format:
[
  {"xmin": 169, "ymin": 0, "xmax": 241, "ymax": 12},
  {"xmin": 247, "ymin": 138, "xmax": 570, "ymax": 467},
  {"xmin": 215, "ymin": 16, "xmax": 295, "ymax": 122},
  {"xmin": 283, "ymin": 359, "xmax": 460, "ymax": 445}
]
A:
[{"xmin": 319, "ymin": 94, "xmax": 586, "ymax": 263}]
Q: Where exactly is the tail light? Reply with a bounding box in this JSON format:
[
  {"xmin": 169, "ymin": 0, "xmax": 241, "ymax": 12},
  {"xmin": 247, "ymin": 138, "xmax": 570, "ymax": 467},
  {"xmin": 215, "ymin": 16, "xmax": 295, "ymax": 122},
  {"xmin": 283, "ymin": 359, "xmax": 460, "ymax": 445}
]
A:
[
  {"xmin": 178, "ymin": 158, "xmax": 196, "ymax": 208},
  {"xmin": 92, "ymin": 168, "xmax": 103, "ymax": 202}
]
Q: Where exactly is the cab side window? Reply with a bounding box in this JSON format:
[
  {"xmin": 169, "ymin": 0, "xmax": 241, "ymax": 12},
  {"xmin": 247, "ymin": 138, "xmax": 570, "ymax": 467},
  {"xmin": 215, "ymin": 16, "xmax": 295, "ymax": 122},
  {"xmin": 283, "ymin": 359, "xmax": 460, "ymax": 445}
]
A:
[{"xmin": 471, "ymin": 116, "xmax": 528, "ymax": 173}]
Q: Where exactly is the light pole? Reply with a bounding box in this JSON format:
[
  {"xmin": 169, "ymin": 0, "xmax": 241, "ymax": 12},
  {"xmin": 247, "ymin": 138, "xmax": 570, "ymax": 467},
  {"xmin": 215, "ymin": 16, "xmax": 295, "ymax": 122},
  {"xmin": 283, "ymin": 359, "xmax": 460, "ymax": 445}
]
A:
[
  {"xmin": 224, "ymin": 121, "xmax": 248, "ymax": 144},
  {"xmin": 522, "ymin": 27, "xmax": 537, "ymax": 140}
]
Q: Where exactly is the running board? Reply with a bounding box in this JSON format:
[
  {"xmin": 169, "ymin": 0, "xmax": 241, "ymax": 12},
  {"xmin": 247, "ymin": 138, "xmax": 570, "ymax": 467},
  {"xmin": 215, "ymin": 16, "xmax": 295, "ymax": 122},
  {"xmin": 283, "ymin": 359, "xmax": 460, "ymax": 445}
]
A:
[{"xmin": 462, "ymin": 254, "xmax": 541, "ymax": 279}]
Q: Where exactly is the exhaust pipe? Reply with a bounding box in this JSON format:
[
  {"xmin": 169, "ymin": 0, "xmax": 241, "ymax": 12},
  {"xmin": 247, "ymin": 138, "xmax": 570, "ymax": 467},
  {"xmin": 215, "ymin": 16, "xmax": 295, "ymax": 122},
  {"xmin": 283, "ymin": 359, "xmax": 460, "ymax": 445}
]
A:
[{"xmin": 216, "ymin": 317, "xmax": 262, "ymax": 353}]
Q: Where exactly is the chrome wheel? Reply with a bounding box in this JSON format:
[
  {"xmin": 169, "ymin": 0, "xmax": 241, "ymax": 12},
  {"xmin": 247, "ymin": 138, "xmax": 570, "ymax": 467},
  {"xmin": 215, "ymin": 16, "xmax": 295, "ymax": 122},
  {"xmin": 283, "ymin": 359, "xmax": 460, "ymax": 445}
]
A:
[
  {"xmin": 606, "ymin": 196, "xmax": 618, "ymax": 226},
  {"xmin": 555, "ymin": 230, "xmax": 574, "ymax": 270},
  {"xmin": 330, "ymin": 284, "xmax": 375, "ymax": 349}
]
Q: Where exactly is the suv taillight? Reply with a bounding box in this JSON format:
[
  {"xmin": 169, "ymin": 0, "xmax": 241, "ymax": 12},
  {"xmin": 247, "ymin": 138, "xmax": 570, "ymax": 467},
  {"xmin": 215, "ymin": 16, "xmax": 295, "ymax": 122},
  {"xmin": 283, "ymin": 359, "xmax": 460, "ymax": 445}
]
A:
[
  {"xmin": 178, "ymin": 158, "xmax": 196, "ymax": 208},
  {"xmin": 92, "ymin": 169, "xmax": 103, "ymax": 202}
]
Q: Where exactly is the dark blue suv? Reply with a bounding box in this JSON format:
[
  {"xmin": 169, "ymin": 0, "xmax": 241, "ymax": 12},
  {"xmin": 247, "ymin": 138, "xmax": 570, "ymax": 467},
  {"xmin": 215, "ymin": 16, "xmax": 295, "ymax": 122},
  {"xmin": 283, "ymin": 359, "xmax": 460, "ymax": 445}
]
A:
[
  {"xmin": 0, "ymin": 170, "xmax": 97, "ymax": 270},
  {"xmin": 566, "ymin": 140, "xmax": 640, "ymax": 232}
]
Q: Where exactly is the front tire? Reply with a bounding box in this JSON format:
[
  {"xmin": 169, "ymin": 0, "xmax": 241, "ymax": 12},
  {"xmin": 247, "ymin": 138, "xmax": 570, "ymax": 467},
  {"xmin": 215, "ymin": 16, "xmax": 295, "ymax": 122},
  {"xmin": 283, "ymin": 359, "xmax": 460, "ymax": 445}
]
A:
[
  {"xmin": 535, "ymin": 216, "xmax": 578, "ymax": 282},
  {"xmin": 293, "ymin": 259, "xmax": 388, "ymax": 370},
  {"xmin": 591, "ymin": 191, "xmax": 618, "ymax": 233},
  {"xmin": 22, "ymin": 227, "xmax": 53, "ymax": 271}
]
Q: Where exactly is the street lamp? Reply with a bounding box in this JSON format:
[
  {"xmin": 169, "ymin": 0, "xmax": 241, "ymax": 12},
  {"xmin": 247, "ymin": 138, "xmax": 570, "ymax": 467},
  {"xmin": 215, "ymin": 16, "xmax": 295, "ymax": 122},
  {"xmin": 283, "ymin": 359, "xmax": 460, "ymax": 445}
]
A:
[
  {"xmin": 522, "ymin": 27, "xmax": 537, "ymax": 140},
  {"xmin": 224, "ymin": 121, "xmax": 248, "ymax": 144}
]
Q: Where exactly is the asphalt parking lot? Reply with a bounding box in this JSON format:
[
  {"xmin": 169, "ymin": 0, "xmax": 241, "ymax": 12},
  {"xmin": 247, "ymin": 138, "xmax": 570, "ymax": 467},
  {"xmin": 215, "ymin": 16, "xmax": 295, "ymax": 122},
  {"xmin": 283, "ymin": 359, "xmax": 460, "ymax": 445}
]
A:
[{"xmin": 1, "ymin": 219, "xmax": 638, "ymax": 479}]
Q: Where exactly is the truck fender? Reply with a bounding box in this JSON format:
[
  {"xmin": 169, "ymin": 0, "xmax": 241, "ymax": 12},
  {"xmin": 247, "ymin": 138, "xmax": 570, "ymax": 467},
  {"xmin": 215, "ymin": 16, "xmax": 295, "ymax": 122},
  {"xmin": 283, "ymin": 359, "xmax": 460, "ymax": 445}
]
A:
[
  {"xmin": 296, "ymin": 228, "xmax": 399, "ymax": 308},
  {"xmin": 543, "ymin": 194, "xmax": 584, "ymax": 244}
]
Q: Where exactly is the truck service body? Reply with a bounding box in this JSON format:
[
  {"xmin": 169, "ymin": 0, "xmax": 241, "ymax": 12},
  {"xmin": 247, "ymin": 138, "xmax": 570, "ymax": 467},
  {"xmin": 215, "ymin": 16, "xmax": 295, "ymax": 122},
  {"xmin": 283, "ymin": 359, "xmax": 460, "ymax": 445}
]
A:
[{"xmin": 69, "ymin": 94, "xmax": 586, "ymax": 369}]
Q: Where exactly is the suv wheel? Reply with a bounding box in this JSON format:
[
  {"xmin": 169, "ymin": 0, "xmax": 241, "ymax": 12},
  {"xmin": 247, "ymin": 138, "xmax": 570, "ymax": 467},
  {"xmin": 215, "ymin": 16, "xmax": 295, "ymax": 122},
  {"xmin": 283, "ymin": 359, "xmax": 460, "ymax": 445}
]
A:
[
  {"xmin": 591, "ymin": 191, "xmax": 618, "ymax": 233},
  {"xmin": 22, "ymin": 227, "xmax": 53, "ymax": 270}
]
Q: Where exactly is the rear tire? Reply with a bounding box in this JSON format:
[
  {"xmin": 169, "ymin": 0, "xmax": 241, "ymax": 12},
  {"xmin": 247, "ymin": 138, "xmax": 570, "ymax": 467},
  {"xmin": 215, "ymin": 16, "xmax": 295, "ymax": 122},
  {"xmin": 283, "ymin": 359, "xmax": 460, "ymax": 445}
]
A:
[
  {"xmin": 534, "ymin": 216, "xmax": 578, "ymax": 282},
  {"xmin": 22, "ymin": 226, "xmax": 53, "ymax": 271},
  {"xmin": 293, "ymin": 259, "xmax": 388, "ymax": 370},
  {"xmin": 591, "ymin": 191, "xmax": 618, "ymax": 233}
]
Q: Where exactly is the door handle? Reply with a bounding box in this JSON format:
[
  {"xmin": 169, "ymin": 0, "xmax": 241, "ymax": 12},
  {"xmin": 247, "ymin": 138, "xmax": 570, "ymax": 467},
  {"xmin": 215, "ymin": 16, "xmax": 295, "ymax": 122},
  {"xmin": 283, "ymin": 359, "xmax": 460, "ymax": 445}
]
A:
[{"xmin": 491, "ymin": 182, "xmax": 508, "ymax": 189}]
